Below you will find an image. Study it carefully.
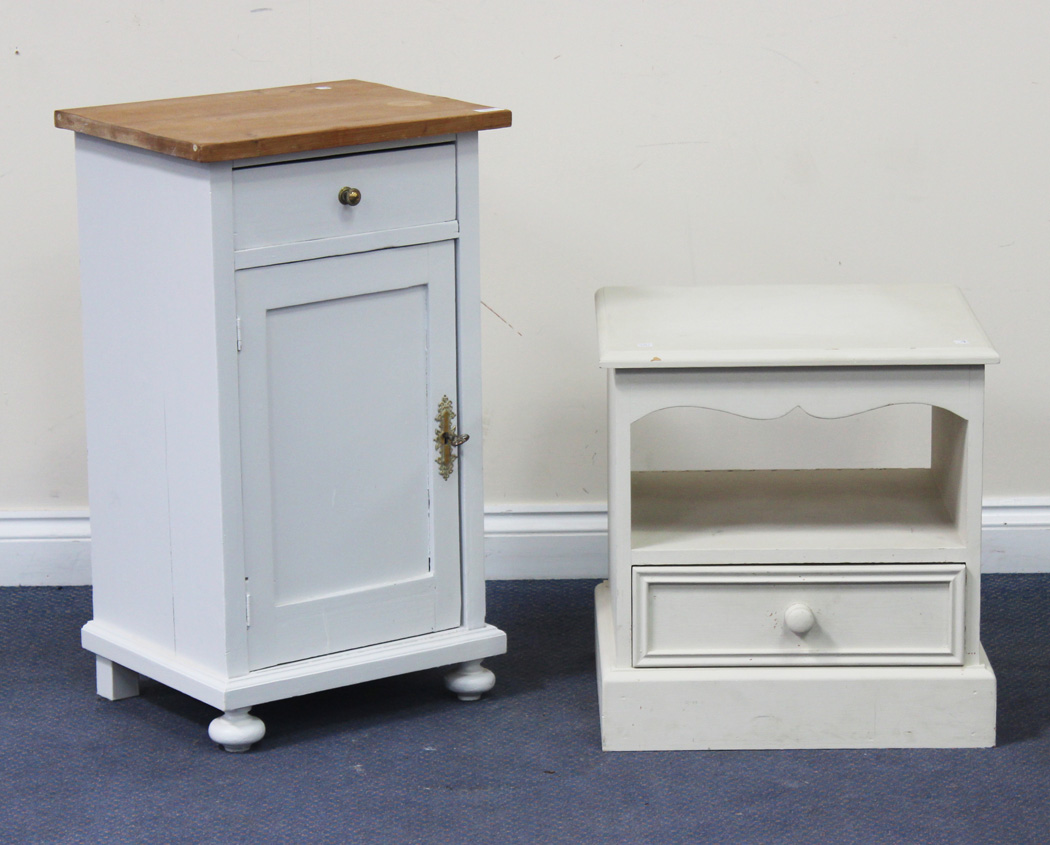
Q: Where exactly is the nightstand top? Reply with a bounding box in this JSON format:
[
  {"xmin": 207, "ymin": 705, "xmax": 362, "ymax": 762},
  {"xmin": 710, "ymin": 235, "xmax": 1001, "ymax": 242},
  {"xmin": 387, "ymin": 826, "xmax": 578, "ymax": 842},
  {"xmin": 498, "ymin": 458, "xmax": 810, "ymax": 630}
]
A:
[
  {"xmin": 55, "ymin": 79, "xmax": 511, "ymax": 163},
  {"xmin": 595, "ymin": 284, "xmax": 999, "ymax": 368}
]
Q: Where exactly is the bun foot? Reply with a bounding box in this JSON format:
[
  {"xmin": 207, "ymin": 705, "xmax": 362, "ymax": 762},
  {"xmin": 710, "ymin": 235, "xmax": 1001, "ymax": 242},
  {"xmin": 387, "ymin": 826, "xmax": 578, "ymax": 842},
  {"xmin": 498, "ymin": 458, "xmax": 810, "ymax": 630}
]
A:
[
  {"xmin": 444, "ymin": 659, "xmax": 495, "ymax": 701},
  {"xmin": 208, "ymin": 707, "xmax": 266, "ymax": 752}
]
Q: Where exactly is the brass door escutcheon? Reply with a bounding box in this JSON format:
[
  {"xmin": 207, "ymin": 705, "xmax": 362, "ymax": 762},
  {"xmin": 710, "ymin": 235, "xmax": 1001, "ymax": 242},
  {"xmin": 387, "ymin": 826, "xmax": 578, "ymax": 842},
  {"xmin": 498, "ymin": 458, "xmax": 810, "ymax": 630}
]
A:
[{"xmin": 434, "ymin": 395, "xmax": 469, "ymax": 480}]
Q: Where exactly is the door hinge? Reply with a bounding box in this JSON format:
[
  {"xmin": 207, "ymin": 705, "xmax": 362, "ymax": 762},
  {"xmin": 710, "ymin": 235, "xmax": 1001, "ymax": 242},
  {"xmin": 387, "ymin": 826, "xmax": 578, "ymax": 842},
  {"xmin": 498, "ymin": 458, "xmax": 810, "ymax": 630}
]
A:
[
  {"xmin": 236, "ymin": 316, "xmax": 243, "ymax": 352},
  {"xmin": 245, "ymin": 592, "xmax": 251, "ymax": 627}
]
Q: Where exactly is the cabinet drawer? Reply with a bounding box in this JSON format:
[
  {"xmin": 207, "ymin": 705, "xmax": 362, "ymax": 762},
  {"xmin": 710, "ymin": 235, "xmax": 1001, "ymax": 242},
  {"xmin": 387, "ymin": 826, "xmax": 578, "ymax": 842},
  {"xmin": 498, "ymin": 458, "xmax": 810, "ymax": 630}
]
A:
[
  {"xmin": 632, "ymin": 564, "xmax": 965, "ymax": 668},
  {"xmin": 233, "ymin": 143, "xmax": 457, "ymax": 250}
]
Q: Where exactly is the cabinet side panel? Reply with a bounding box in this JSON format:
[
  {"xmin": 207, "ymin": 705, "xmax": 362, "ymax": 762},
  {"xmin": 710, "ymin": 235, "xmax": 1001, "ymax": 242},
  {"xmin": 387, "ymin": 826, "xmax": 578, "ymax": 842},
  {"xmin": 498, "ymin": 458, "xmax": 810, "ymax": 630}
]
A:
[
  {"xmin": 76, "ymin": 136, "xmax": 229, "ymax": 665},
  {"xmin": 455, "ymin": 133, "xmax": 486, "ymax": 628},
  {"xmin": 164, "ymin": 163, "xmax": 239, "ymax": 676},
  {"xmin": 930, "ymin": 369, "xmax": 985, "ymax": 665},
  {"xmin": 76, "ymin": 137, "xmax": 174, "ymax": 648},
  {"xmin": 962, "ymin": 367, "xmax": 986, "ymax": 664}
]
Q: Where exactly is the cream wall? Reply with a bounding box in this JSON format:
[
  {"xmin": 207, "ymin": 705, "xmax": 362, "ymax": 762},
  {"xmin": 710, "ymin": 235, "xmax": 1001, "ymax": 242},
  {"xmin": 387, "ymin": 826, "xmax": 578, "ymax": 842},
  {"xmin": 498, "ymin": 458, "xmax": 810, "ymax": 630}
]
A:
[{"xmin": 2, "ymin": 1, "xmax": 1048, "ymax": 514}]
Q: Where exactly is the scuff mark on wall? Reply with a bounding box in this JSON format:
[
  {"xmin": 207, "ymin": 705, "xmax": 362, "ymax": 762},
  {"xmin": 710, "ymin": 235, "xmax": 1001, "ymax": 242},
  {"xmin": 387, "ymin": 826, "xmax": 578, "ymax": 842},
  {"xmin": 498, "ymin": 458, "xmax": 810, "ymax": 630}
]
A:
[{"xmin": 482, "ymin": 301, "xmax": 524, "ymax": 336}]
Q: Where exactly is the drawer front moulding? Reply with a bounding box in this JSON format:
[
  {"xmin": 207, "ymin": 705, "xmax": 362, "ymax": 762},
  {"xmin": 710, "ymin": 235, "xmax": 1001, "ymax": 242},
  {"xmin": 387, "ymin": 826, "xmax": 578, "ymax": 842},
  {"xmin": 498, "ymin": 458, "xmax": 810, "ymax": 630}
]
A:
[{"xmin": 632, "ymin": 563, "xmax": 966, "ymax": 668}]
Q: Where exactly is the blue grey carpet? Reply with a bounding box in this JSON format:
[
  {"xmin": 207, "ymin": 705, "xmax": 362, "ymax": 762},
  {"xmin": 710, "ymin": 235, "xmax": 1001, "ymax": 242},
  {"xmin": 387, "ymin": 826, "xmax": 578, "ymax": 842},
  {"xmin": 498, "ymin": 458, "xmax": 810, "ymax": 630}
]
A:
[{"xmin": 1, "ymin": 576, "xmax": 1048, "ymax": 844}]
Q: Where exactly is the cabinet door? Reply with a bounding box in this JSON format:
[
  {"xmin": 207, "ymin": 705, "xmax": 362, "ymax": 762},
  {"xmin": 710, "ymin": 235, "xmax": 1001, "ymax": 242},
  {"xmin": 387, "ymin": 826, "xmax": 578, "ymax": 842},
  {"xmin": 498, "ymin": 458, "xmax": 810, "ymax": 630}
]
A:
[{"xmin": 236, "ymin": 241, "xmax": 461, "ymax": 670}]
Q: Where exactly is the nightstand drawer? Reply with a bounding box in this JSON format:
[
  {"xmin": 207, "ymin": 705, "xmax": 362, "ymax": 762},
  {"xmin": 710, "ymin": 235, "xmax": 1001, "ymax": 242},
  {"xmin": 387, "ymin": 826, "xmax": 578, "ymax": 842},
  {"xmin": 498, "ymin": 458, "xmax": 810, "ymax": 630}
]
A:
[
  {"xmin": 233, "ymin": 142, "xmax": 457, "ymax": 250},
  {"xmin": 632, "ymin": 564, "xmax": 965, "ymax": 668}
]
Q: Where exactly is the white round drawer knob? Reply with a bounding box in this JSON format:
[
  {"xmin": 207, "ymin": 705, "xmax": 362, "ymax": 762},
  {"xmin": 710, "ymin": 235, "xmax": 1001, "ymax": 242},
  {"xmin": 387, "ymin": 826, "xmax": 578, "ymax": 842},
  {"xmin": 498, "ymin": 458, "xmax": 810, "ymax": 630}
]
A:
[{"xmin": 784, "ymin": 603, "xmax": 816, "ymax": 636}]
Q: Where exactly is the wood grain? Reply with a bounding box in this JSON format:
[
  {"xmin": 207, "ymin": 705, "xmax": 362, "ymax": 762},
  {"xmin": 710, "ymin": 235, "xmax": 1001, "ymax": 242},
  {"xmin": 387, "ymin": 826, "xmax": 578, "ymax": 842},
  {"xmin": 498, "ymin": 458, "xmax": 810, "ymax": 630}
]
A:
[{"xmin": 55, "ymin": 79, "xmax": 511, "ymax": 162}]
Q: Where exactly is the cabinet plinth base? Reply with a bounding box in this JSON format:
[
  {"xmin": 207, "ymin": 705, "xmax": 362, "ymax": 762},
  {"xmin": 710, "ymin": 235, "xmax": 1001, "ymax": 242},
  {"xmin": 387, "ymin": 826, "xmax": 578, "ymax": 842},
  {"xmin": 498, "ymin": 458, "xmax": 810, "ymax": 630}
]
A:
[
  {"xmin": 595, "ymin": 582, "xmax": 996, "ymax": 751},
  {"xmin": 82, "ymin": 620, "xmax": 506, "ymax": 712}
]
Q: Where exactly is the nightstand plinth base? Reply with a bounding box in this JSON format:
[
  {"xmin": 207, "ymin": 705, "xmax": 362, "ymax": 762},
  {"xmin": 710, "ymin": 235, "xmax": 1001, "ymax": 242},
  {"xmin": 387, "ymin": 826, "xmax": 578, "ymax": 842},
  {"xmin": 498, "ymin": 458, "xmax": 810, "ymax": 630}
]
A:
[{"xmin": 595, "ymin": 582, "xmax": 995, "ymax": 751}]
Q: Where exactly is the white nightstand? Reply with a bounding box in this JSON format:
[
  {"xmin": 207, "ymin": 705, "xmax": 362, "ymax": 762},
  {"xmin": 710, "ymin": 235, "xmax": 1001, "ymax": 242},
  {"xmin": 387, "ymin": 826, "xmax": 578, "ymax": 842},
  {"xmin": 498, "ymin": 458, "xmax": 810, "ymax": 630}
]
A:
[
  {"xmin": 594, "ymin": 284, "xmax": 998, "ymax": 750},
  {"xmin": 57, "ymin": 80, "xmax": 510, "ymax": 751}
]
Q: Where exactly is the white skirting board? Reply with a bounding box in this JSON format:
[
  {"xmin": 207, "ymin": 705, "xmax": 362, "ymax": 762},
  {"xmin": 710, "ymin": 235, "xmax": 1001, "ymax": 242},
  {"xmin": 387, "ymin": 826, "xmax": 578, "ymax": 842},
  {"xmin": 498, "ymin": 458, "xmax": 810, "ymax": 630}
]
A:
[
  {"xmin": 1, "ymin": 500, "xmax": 1047, "ymax": 585},
  {"xmin": 0, "ymin": 511, "xmax": 91, "ymax": 586},
  {"xmin": 982, "ymin": 500, "xmax": 1050, "ymax": 573},
  {"xmin": 483, "ymin": 506, "xmax": 609, "ymax": 579}
]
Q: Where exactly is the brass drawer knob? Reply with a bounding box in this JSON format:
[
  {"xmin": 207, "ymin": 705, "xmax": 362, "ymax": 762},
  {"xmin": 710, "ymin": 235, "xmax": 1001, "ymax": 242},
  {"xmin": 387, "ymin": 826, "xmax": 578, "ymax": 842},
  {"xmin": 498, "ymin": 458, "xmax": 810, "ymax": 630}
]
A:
[{"xmin": 338, "ymin": 186, "xmax": 362, "ymax": 206}]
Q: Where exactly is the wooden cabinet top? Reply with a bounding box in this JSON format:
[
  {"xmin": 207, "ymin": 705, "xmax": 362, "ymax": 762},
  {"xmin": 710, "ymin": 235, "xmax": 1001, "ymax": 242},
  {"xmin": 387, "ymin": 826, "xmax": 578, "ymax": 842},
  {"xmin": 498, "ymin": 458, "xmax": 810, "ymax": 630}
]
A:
[
  {"xmin": 55, "ymin": 79, "xmax": 511, "ymax": 163},
  {"xmin": 595, "ymin": 284, "xmax": 1000, "ymax": 368}
]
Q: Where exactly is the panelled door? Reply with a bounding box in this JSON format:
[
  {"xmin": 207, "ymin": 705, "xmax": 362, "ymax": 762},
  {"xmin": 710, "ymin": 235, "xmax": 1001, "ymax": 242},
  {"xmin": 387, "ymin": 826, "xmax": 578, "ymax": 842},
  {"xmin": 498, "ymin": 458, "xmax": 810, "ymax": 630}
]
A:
[{"xmin": 237, "ymin": 241, "xmax": 462, "ymax": 670}]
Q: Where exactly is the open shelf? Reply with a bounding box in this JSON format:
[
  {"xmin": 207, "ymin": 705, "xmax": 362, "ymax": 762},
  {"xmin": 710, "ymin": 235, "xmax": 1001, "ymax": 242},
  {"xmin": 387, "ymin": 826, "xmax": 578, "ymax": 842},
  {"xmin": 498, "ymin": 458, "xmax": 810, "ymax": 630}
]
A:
[{"xmin": 631, "ymin": 468, "xmax": 964, "ymax": 564}]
